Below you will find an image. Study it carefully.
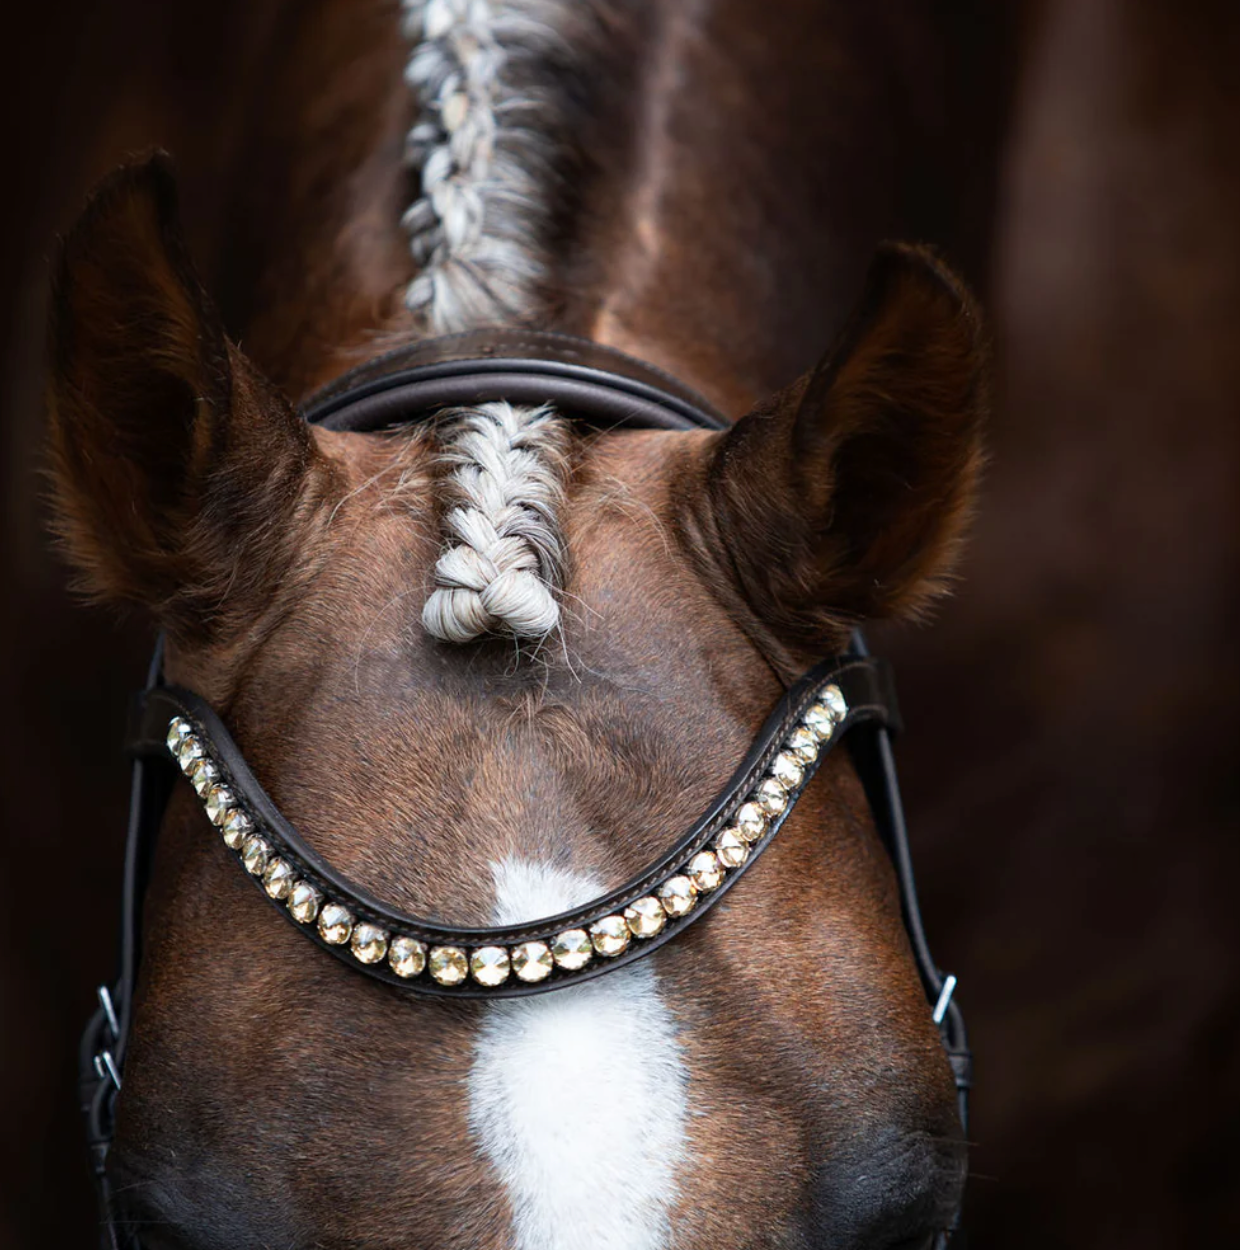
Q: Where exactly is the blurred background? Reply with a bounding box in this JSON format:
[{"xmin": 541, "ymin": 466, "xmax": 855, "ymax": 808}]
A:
[{"xmin": 1, "ymin": 0, "xmax": 1237, "ymax": 1246}]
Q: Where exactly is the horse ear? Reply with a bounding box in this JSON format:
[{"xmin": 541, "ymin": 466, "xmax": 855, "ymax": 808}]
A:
[
  {"xmin": 46, "ymin": 155, "xmax": 334, "ymax": 644},
  {"xmin": 697, "ymin": 243, "xmax": 988, "ymax": 656}
]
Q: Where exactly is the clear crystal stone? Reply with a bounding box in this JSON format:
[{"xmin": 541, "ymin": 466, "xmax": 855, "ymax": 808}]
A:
[
  {"xmin": 177, "ymin": 735, "xmax": 205, "ymax": 769},
  {"xmin": 287, "ymin": 880, "xmax": 322, "ymax": 924},
  {"xmin": 787, "ymin": 726, "xmax": 820, "ymax": 764},
  {"xmin": 803, "ymin": 704, "xmax": 836, "ymax": 742},
  {"xmin": 688, "ymin": 850, "xmax": 724, "ymax": 892},
  {"xmin": 735, "ymin": 801, "xmax": 768, "ymax": 843},
  {"xmin": 221, "ymin": 808, "xmax": 253, "ymax": 850},
  {"xmin": 821, "ymin": 683, "xmax": 847, "ymax": 721},
  {"xmin": 470, "ymin": 945, "xmax": 511, "ymax": 987},
  {"xmin": 318, "ymin": 903, "xmax": 354, "ymax": 945},
  {"xmin": 262, "ymin": 858, "xmax": 295, "ymax": 900},
  {"xmin": 428, "ymin": 945, "xmax": 469, "ymax": 986},
  {"xmin": 166, "ymin": 718, "xmax": 191, "ymax": 756},
  {"xmin": 512, "ymin": 941, "xmax": 553, "ymax": 982},
  {"xmin": 715, "ymin": 828, "xmax": 749, "ymax": 869},
  {"xmin": 389, "ymin": 936, "xmax": 427, "ymax": 978},
  {"xmin": 756, "ymin": 777, "xmax": 789, "ymax": 816},
  {"xmin": 590, "ymin": 915, "xmax": 631, "ymax": 957},
  {"xmin": 351, "ymin": 923, "xmax": 389, "ymax": 964},
  {"xmin": 551, "ymin": 929, "xmax": 593, "ymax": 971},
  {"xmin": 204, "ymin": 785, "xmax": 234, "ymax": 826},
  {"xmin": 624, "ymin": 896, "xmax": 666, "ymax": 939},
  {"xmin": 658, "ymin": 875, "xmax": 698, "ymax": 917},
  {"xmin": 188, "ymin": 757, "xmax": 218, "ymax": 796},
  {"xmin": 241, "ymin": 835, "xmax": 270, "ymax": 876},
  {"xmin": 771, "ymin": 752, "xmax": 804, "ymax": 791}
]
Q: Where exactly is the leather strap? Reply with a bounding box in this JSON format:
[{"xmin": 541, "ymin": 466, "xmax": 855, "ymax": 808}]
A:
[
  {"xmin": 299, "ymin": 328, "xmax": 730, "ymax": 433},
  {"xmin": 127, "ymin": 656, "xmax": 898, "ymax": 999}
]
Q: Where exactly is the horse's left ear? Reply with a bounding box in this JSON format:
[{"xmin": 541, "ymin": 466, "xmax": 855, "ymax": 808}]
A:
[
  {"xmin": 46, "ymin": 154, "xmax": 336, "ymax": 645},
  {"xmin": 692, "ymin": 243, "xmax": 988, "ymax": 656}
]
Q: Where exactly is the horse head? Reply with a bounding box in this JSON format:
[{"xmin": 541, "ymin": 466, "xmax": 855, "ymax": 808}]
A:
[{"xmin": 48, "ymin": 57, "xmax": 986, "ymax": 1247}]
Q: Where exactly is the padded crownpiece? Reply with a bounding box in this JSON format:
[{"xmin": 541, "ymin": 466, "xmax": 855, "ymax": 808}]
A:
[{"xmin": 299, "ymin": 329, "xmax": 730, "ymax": 433}]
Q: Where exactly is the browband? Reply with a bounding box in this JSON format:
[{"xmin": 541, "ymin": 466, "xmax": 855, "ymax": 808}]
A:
[{"xmin": 127, "ymin": 656, "xmax": 899, "ymax": 998}]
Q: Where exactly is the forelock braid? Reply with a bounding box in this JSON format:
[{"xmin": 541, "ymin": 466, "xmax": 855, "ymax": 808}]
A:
[{"xmin": 422, "ymin": 403, "xmax": 570, "ymax": 643}]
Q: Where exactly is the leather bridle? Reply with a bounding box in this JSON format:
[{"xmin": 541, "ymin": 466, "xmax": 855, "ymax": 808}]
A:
[{"xmin": 78, "ymin": 330, "xmax": 972, "ymax": 1247}]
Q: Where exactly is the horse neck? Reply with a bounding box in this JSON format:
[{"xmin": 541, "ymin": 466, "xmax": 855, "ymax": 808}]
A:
[
  {"xmin": 202, "ymin": 0, "xmax": 416, "ymax": 398},
  {"xmin": 547, "ymin": 0, "xmax": 945, "ymax": 412},
  {"xmin": 217, "ymin": 0, "xmax": 945, "ymax": 410}
]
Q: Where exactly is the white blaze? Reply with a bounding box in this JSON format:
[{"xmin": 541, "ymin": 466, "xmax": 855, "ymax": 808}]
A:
[{"xmin": 468, "ymin": 858, "xmax": 688, "ymax": 1250}]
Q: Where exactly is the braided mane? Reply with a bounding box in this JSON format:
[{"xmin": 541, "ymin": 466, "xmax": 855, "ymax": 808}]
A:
[
  {"xmin": 400, "ymin": 0, "xmax": 575, "ymax": 644},
  {"xmin": 420, "ymin": 403, "xmax": 568, "ymax": 643},
  {"xmin": 400, "ymin": 0, "xmax": 565, "ymax": 331}
]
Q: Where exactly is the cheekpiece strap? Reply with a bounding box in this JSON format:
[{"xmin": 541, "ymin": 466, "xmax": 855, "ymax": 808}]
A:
[{"xmin": 128, "ymin": 656, "xmax": 898, "ymax": 999}]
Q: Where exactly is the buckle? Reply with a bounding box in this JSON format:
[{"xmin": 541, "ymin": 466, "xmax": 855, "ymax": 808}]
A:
[
  {"xmin": 92, "ymin": 985, "xmax": 122, "ymax": 1092},
  {"xmin": 93, "ymin": 1049, "xmax": 122, "ymax": 1092},
  {"xmin": 931, "ymin": 973, "xmax": 957, "ymax": 1025}
]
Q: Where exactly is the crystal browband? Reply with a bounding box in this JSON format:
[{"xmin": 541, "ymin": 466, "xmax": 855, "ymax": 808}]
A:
[{"xmin": 128, "ymin": 657, "xmax": 899, "ymax": 997}]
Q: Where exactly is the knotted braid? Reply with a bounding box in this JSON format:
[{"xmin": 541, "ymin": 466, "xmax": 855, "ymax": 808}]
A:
[
  {"xmin": 399, "ymin": 0, "xmax": 554, "ymax": 331},
  {"xmin": 422, "ymin": 403, "xmax": 570, "ymax": 643}
]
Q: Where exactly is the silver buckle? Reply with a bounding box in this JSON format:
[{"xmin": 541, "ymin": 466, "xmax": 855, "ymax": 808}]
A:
[
  {"xmin": 93, "ymin": 1050, "xmax": 122, "ymax": 1091},
  {"xmin": 932, "ymin": 973, "xmax": 958, "ymax": 1026}
]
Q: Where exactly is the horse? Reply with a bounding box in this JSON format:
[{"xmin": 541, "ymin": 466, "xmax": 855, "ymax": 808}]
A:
[{"xmin": 46, "ymin": 1, "xmax": 990, "ymax": 1246}]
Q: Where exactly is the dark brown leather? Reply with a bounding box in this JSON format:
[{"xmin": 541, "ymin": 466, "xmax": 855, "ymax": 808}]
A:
[{"xmin": 298, "ymin": 328, "xmax": 731, "ymax": 433}]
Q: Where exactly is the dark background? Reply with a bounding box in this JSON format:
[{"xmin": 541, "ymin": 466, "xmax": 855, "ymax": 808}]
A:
[{"xmin": 2, "ymin": 1, "xmax": 1237, "ymax": 1247}]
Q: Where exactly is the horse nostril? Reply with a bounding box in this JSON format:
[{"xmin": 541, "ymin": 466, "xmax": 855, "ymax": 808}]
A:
[
  {"xmin": 807, "ymin": 1118, "xmax": 965, "ymax": 1250},
  {"xmin": 884, "ymin": 1235, "xmax": 937, "ymax": 1250}
]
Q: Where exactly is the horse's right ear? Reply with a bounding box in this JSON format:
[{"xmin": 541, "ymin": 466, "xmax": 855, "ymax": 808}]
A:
[
  {"xmin": 46, "ymin": 155, "xmax": 334, "ymax": 644},
  {"xmin": 687, "ymin": 243, "xmax": 988, "ymax": 663}
]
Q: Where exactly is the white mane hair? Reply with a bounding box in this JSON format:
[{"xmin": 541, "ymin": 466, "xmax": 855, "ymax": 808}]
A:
[
  {"xmin": 400, "ymin": 0, "xmax": 570, "ymax": 332},
  {"xmin": 421, "ymin": 402, "xmax": 570, "ymax": 643},
  {"xmin": 400, "ymin": 0, "xmax": 581, "ymax": 644}
]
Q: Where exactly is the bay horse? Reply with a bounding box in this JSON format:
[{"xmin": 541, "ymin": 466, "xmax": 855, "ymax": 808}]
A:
[{"xmin": 47, "ymin": 1, "xmax": 988, "ymax": 1246}]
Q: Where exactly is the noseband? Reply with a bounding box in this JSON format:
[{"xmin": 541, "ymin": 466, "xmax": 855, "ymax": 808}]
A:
[{"xmin": 79, "ymin": 330, "xmax": 972, "ymax": 1246}]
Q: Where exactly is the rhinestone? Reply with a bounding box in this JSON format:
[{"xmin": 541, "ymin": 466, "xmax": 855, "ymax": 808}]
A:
[
  {"xmin": 220, "ymin": 808, "xmax": 253, "ymax": 850},
  {"xmin": 287, "ymin": 880, "xmax": 323, "ymax": 924},
  {"xmin": 590, "ymin": 915, "xmax": 631, "ymax": 957},
  {"xmin": 624, "ymin": 896, "xmax": 666, "ymax": 939},
  {"xmin": 318, "ymin": 903, "xmax": 354, "ymax": 945},
  {"xmin": 241, "ymin": 835, "xmax": 270, "ymax": 876},
  {"xmin": 176, "ymin": 735, "xmax": 205, "ymax": 769},
  {"xmin": 715, "ymin": 828, "xmax": 750, "ymax": 869},
  {"xmin": 262, "ymin": 858, "xmax": 295, "ymax": 900},
  {"xmin": 658, "ymin": 875, "xmax": 698, "ymax": 918},
  {"xmin": 736, "ymin": 802, "xmax": 768, "ymax": 843},
  {"xmin": 188, "ymin": 757, "xmax": 218, "ymax": 796},
  {"xmin": 688, "ymin": 850, "xmax": 724, "ymax": 892},
  {"xmin": 512, "ymin": 941, "xmax": 553, "ymax": 982},
  {"xmin": 551, "ymin": 929, "xmax": 593, "ymax": 971},
  {"xmin": 204, "ymin": 785, "xmax": 234, "ymax": 826},
  {"xmin": 803, "ymin": 704, "xmax": 836, "ymax": 742},
  {"xmin": 756, "ymin": 777, "xmax": 789, "ymax": 817},
  {"xmin": 389, "ymin": 936, "xmax": 427, "ymax": 978},
  {"xmin": 351, "ymin": 923, "xmax": 389, "ymax": 964},
  {"xmin": 821, "ymin": 683, "xmax": 848, "ymax": 721},
  {"xmin": 165, "ymin": 718, "xmax": 191, "ymax": 755},
  {"xmin": 787, "ymin": 726, "xmax": 820, "ymax": 764},
  {"xmin": 470, "ymin": 945, "xmax": 511, "ymax": 987},
  {"xmin": 771, "ymin": 752, "xmax": 804, "ymax": 791},
  {"xmin": 428, "ymin": 945, "xmax": 468, "ymax": 986}
]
